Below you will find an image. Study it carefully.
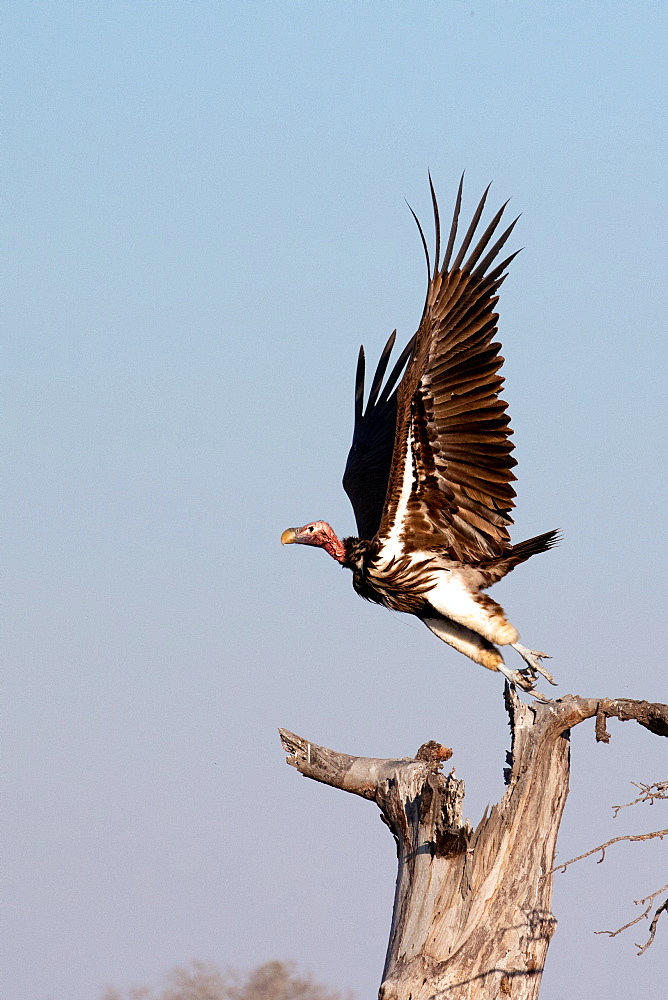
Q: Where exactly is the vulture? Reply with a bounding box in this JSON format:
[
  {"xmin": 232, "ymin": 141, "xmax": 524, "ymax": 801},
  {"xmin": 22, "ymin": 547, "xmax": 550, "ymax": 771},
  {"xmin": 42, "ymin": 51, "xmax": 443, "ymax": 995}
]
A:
[{"xmin": 282, "ymin": 178, "xmax": 559, "ymax": 695}]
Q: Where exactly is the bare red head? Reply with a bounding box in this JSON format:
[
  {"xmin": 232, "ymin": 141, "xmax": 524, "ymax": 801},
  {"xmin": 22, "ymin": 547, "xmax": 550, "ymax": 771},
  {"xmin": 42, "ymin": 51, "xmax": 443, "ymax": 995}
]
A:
[{"xmin": 281, "ymin": 520, "xmax": 346, "ymax": 563}]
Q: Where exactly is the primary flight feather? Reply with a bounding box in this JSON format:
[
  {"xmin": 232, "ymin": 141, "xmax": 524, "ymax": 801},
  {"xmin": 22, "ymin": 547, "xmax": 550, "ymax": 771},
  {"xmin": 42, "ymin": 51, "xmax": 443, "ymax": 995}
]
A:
[{"xmin": 282, "ymin": 178, "xmax": 559, "ymax": 695}]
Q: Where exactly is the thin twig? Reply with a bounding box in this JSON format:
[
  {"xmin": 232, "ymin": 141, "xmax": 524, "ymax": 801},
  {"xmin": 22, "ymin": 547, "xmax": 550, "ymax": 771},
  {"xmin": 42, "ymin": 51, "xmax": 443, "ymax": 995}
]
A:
[
  {"xmin": 612, "ymin": 781, "xmax": 668, "ymax": 818},
  {"xmin": 635, "ymin": 882, "xmax": 668, "ymax": 907},
  {"xmin": 595, "ymin": 886, "xmax": 668, "ymax": 956},
  {"xmin": 637, "ymin": 898, "xmax": 668, "ymax": 955},
  {"xmin": 549, "ymin": 829, "xmax": 668, "ymax": 874},
  {"xmin": 595, "ymin": 900, "xmax": 654, "ymax": 938}
]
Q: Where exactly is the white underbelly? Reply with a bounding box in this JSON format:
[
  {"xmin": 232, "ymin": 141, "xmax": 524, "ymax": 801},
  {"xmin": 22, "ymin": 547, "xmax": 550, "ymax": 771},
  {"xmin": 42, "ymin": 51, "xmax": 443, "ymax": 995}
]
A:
[{"xmin": 425, "ymin": 570, "xmax": 491, "ymax": 633}]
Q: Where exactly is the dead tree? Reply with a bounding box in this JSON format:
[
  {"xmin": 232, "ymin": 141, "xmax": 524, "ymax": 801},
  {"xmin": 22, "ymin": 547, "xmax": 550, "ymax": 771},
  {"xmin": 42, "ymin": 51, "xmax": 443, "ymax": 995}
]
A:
[{"xmin": 279, "ymin": 691, "xmax": 667, "ymax": 1000}]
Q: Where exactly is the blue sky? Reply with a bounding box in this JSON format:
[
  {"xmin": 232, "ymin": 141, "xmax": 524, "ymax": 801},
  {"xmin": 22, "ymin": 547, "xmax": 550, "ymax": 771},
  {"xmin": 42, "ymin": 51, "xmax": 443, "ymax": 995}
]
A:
[{"xmin": 4, "ymin": 3, "xmax": 666, "ymax": 998}]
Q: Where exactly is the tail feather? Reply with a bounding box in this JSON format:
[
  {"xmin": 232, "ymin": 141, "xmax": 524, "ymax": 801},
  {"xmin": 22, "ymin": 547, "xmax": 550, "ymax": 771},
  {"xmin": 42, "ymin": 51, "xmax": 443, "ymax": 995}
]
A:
[
  {"xmin": 478, "ymin": 528, "xmax": 560, "ymax": 585},
  {"xmin": 509, "ymin": 528, "xmax": 561, "ymax": 565}
]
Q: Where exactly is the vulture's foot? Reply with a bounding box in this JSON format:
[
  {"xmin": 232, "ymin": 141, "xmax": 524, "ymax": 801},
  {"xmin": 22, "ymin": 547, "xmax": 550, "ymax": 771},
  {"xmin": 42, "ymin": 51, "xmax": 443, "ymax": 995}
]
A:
[
  {"xmin": 511, "ymin": 642, "xmax": 557, "ymax": 685},
  {"xmin": 499, "ymin": 660, "xmax": 550, "ymax": 702}
]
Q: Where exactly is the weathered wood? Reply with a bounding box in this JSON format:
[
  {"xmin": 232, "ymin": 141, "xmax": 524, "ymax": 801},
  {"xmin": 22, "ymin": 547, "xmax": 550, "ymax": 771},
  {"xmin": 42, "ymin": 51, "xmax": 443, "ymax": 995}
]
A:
[
  {"xmin": 593, "ymin": 697, "xmax": 668, "ymax": 739},
  {"xmin": 279, "ymin": 692, "xmax": 667, "ymax": 999}
]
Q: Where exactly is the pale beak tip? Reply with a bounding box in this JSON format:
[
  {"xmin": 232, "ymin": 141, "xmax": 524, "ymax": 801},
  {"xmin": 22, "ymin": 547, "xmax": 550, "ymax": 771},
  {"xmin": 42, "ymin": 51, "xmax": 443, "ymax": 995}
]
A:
[{"xmin": 281, "ymin": 528, "xmax": 297, "ymax": 545}]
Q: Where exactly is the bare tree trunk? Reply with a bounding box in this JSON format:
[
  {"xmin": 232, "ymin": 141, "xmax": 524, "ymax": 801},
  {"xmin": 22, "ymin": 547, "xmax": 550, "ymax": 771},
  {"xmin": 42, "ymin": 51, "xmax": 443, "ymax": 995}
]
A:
[{"xmin": 279, "ymin": 691, "xmax": 667, "ymax": 1000}]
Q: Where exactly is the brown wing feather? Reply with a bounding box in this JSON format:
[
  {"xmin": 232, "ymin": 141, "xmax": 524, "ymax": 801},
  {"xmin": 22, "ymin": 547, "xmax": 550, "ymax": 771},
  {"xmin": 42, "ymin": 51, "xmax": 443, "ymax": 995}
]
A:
[{"xmin": 376, "ymin": 184, "xmax": 521, "ymax": 563}]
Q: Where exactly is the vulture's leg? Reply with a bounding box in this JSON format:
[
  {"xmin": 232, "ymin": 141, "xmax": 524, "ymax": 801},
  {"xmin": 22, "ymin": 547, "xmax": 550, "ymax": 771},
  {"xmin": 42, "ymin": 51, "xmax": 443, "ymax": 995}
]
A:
[
  {"xmin": 422, "ymin": 616, "xmax": 551, "ymax": 699},
  {"xmin": 425, "ymin": 579, "xmax": 519, "ymax": 646},
  {"xmin": 422, "ymin": 616, "xmax": 504, "ymax": 672},
  {"xmin": 511, "ymin": 643, "xmax": 557, "ymax": 686}
]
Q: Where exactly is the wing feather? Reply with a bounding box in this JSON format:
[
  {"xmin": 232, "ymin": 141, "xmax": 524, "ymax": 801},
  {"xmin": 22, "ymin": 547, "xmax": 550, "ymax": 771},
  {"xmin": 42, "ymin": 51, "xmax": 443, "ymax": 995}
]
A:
[
  {"xmin": 342, "ymin": 331, "xmax": 415, "ymax": 540},
  {"xmin": 366, "ymin": 329, "xmax": 397, "ymax": 410},
  {"xmin": 376, "ymin": 182, "xmax": 522, "ymax": 562}
]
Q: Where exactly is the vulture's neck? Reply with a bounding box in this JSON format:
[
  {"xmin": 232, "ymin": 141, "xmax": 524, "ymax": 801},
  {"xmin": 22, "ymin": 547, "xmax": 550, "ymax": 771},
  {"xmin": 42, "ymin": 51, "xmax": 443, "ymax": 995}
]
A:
[{"xmin": 341, "ymin": 536, "xmax": 377, "ymax": 571}]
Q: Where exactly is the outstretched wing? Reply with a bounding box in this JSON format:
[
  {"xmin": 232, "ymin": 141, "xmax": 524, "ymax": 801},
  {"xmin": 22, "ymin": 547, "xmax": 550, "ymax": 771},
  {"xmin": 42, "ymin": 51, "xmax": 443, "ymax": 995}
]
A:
[
  {"xmin": 376, "ymin": 177, "xmax": 521, "ymax": 564},
  {"xmin": 342, "ymin": 330, "xmax": 415, "ymax": 540}
]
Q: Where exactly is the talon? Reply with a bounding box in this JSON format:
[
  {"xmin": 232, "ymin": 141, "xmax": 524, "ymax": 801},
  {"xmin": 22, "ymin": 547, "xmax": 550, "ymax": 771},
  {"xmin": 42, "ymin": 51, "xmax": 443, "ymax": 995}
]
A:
[
  {"xmin": 511, "ymin": 643, "xmax": 558, "ymax": 686},
  {"xmin": 530, "ymin": 689, "xmax": 550, "ymax": 703},
  {"xmin": 509, "ymin": 668, "xmax": 533, "ymax": 691},
  {"xmin": 498, "ymin": 663, "xmax": 549, "ymax": 701}
]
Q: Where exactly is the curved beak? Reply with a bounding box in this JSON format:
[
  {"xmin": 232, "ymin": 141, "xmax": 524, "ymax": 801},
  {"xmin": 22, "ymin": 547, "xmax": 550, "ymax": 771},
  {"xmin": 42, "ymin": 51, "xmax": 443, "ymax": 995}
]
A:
[{"xmin": 281, "ymin": 527, "xmax": 298, "ymax": 545}]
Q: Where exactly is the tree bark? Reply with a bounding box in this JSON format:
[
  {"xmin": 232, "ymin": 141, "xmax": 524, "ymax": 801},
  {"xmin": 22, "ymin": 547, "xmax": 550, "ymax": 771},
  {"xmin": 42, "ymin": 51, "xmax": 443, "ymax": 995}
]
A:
[{"xmin": 279, "ymin": 691, "xmax": 667, "ymax": 1000}]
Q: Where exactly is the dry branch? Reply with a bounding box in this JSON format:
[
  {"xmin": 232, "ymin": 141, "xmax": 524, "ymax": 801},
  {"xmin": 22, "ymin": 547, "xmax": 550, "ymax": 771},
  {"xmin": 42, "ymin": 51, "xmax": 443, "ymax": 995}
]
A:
[
  {"xmin": 549, "ymin": 829, "xmax": 668, "ymax": 874},
  {"xmin": 551, "ymin": 775, "xmax": 668, "ymax": 957},
  {"xmin": 637, "ymin": 897, "xmax": 668, "ymax": 955},
  {"xmin": 613, "ymin": 781, "xmax": 668, "ymax": 816},
  {"xmin": 594, "ymin": 884, "xmax": 668, "ymax": 955},
  {"xmin": 592, "ymin": 698, "xmax": 668, "ymax": 740},
  {"xmin": 279, "ymin": 692, "xmax": 668, "ymax": 998}
]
